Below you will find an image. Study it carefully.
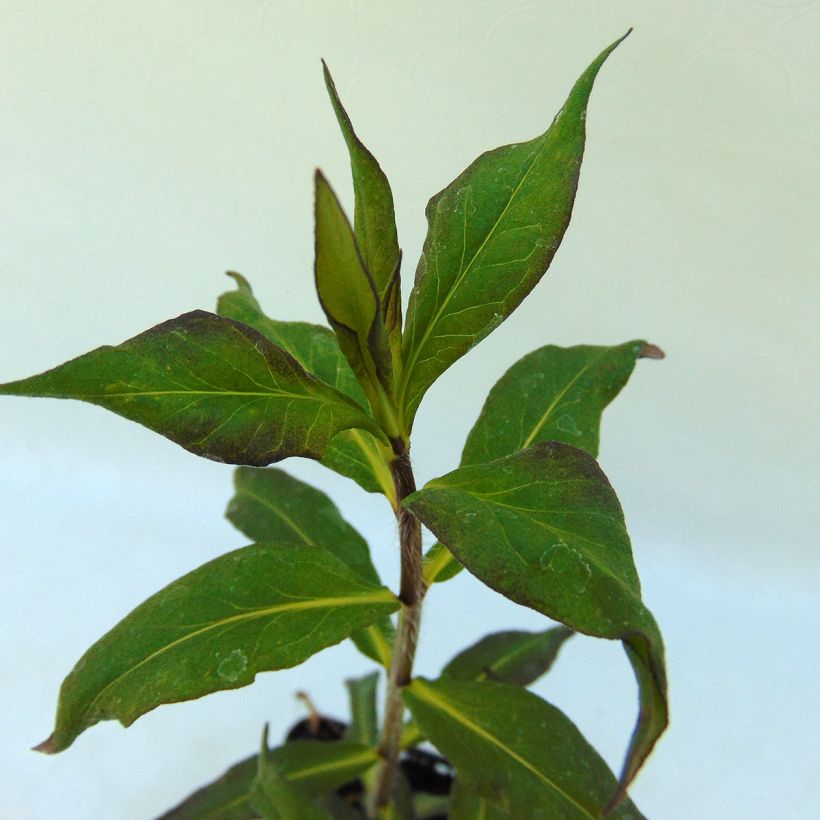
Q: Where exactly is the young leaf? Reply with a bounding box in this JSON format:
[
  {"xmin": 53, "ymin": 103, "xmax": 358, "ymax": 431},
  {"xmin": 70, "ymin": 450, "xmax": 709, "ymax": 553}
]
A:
[
  {"xmin": 161, "ymin": 738, "xmax": 378, "ymax": 818},
  {"xmin": 322, "ymin": 62, "xmax": 402, "ymax": 358},
  {"xmin": 217, "ymin": 274, "xmax": 396, "ymax": 502},
  {"xmin": 345, "ymin": 671, "xmax": 380, "ymax": 748},
  {"xmin": 403, "ymin": 677, "xmax": 644, "ymax": 819},
  {"xmin": 399, "ymin": 33, "xmax": 630, "ymax": 430},
  {"xmin": 424, "ymin": 339, "xmax": 660, "ymax": 585},
  {"xmin": 404, "ymin": 442, "xmax": 667, "ymax": 805},
  {"xmin": 225, "ymin": 466, "xmax": 394, "ymax": 667},
  {"xmin": 442, "ymin": 626, "xmax": 573, "ymax": 687},
  {"xmin": 463, "ymin": 340, "xmax": 663, "ymax": 464},
  {"xmin": 0, "ymin": 310, "xmax": 385, "ymax": 467},
  {"xmin": 251, "ymin": 727, "xmax": 332, "ymax": 820},
  {"xmin": 37, "ymin": 543, "xmax": 399, "ymax": 753},
  {"xmin": 314, "ymin": 171, "xmax": 397, "ymax": 434}
]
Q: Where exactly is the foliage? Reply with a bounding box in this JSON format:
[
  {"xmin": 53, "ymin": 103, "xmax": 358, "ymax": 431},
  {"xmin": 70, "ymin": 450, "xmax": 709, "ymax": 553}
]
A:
[{"xmin": 1, "ymin": 30, "xmax": 668, "ymax": 818}]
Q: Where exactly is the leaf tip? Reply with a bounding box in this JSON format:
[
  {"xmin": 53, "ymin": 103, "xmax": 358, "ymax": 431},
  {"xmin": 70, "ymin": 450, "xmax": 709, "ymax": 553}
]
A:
[
  {"xmin": 225, "ymin": 271, "xmax": 252, "ymax": 294},
  {"xmin": 638, "ymin": 342, "xmax": 665, "ymax": 360},
  {"xmin": 32, "ymin": 734, "xmax": 55, "ymax": 755}
]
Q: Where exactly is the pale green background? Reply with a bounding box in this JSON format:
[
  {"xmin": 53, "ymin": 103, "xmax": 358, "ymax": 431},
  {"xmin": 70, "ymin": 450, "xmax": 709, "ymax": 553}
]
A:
[{"xmin": 1, "ymin": 1, "xmax": 818, "ymax": 817}]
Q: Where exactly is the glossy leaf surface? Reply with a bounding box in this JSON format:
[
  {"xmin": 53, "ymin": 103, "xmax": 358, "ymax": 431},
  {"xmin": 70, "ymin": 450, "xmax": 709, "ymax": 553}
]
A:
[
  {"xmin": 0, "ymin": 310, "xmax": 383, "ymax": 466},
  {"xmin": 225, "ymin": 466, "xmax": 394, "ymax": 667},
  {"xmin": 399, "ymin": 33, "xmax": 630, "ymax": 430},
  {"xmin": 404, "ymin": 677, "xmax": 644, "ymax": 819},
  {"xmin": 405, "ymin": 442, "xmax": 667, "ymax": 804},
  {"xmin": 442, "ymin": 626, "xmax": 573, "ymax": 686},
  {"xmin": 40, "ymin": 543, "xmax": 399, "ymax": 753},
  {"xmin": 323, "ymin": 62, "xmax": 402, "ymax": 355},
  {"xmin": 217, "ymin": 274, "xmax": 395, "ymax": 499},
  {"xmin": 314, "ymin": 172, "xmax": 394, "ymax": 408}
]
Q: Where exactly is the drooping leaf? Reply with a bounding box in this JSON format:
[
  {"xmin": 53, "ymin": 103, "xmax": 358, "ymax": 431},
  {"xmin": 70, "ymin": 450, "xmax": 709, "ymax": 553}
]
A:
[
  {"xmin": 217, "ymin": 273, "xmax": 396, "ymax": 501},
  {"xmin": 160, "ymin": 738, "xmax": 378, "ymax": 819},
  {"xmin": 314, "ymin": 171, "xmax": 396, "ymax": 432},
  {"xmin": 0, "ymin": 310, "xmax": 385, "ymax": 467},
  {"xmin": 225, "ymin": 466, "xmax": 394, "ymax": 667},
  {"xmin": 404, "ymin": 442, "xmax": 667, "ymax": 805},
  {"xmin": 424, "ymin": 339, "xmax": 661, "ymax": 584},
  {"xmin": 345, "ymin": 671, "xmax": 380, "ymax": 748},
  {"xmin": 251, "ymin": 727, "xmax": 332, "ymax": 820},
  {"xmin": 37, "ymin": 543, "xmax": 399, "ymax": 753},
  {"xmin": 404, "ymin": 677, "xmax": 644, "ymax": 819},
  {"xmin": 322, "ymin": 62, "xmax": 402, "ymax": 359},
  {"xmin": 399, "ymin": 33, "xmax": 630, "ymax": 431},
  {"xmin": 463, "ymin": 340, "xmax": 663, "ymax": 464},
  {"xmin": 442, "ymin": 626, "xmax": 573, "ymax": 687}
]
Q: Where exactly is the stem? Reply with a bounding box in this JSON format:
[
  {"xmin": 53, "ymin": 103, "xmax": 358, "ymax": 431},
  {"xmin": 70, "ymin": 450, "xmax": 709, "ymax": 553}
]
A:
[{"xmin": 370, "ymin": 450, "xmax": 426, "ymax": 814}]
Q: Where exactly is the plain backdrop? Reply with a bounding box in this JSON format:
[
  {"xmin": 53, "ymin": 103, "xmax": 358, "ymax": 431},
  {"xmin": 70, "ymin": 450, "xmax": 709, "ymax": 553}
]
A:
[{"xmin": 1, "ymin": 2, "xmax": 818, "ymax": 818}]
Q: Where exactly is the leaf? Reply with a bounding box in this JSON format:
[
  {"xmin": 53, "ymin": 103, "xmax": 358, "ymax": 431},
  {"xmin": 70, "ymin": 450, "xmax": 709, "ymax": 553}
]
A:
[
  {"xmin": 37, "ymin": 543, "xmax": 399, "ymax": 753},
  {"xmin": 399, "ymin": 33, "xmax": 630, "ymax": 430},
  {"xmin": 225, "ymin": 466, "xmax": 394, "ymax": 667},
  {"xmin": 448, "ymin": 779, "xmax": 506, "ymax": 820},
  {"xmin": 404, "ymin": 443, "xmax": 667, "ymax": 806},
  {"xmin": 404, "ymin": 677, "xmax": 644, "ymax": 819},
  {"xmin": 0, "ymin": 310, "xmax": 384, "ymax": 467},
  {"xmin": 345, "ymin": 671, "xmax": 380, "ymax": 748},
  {"xmin": 463, "ymin": 340, "xmax": 662, "ymax": 464},
  {"xmin": 251, "ymin": 727, "xmax": 332, "ymax": 820},
  {"xmin": 322, "ymin": 62, "xmax": 402, "ymax": 357},
  {"xmin": 161, "ymin": 739, "xmax": 378, "ymax": 819},
  {"xmin": 314, "ymin": 171, "xmax": 396, "ymax": 431},
  {"xmin": 423, "ymin": 339, "xmax": 661, "ymax": 584},
  {"xmin": 442, "ymin": 626, "xmax": 573, "ymax": 687},
  {"xmin": 217, "ymin": 273, "xmax": 396, "ymax": 501}
]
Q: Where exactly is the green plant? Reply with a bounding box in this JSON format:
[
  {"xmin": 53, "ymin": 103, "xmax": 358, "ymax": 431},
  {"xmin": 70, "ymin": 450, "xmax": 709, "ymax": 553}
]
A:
[{"xmin": 1, "ymin": 30, "xmax": 667, "ymax": 818}]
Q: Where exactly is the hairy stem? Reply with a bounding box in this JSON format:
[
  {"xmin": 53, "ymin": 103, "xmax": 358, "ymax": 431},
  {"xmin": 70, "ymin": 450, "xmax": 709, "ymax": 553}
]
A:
[{"xmin": 370, "ymin": 450, "xmax": 426, "ymax": 814}]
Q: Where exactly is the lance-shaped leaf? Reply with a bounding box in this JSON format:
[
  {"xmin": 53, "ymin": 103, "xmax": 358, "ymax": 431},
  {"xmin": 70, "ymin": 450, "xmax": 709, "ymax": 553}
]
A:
[
  {"xmin": 225, "ymin": 466, "xmax": 394, "ymax": 667},
  {"xmin": 404, "ymin": 677, "xmax": 644, "ymax": 819},
  {"xmin": 399, "ymin": 33, "xmax": 630, "ymax": 430},
  {"xmin": 37, "ymin": 543, "xmax": 399, "ymax": 753},
  {"xmin": 404, "ymin": 442, "xmax": 667, "ymax": 806},
  {"xmin": 424, "ymin": 339, "xmax": 662, "ymax": 584},
  {"xmin": 323, "ymin": 62, "xmax": 402, "ymax": 359},
  {"xmin": 345, "ymin": 671, "xmax": 380, "ymax": 747},
  {"xmin": 217, "ymin": 274, "xmax": 395, "ymax": 501},
  {"xmin": 0, "ymin": 310, "xmax": 385, "ymax": 467},
  {"xmin": 160, "ymin": 738, "xmax": 378, "ymax": 819},
  {"xmin": 442, "ymin": 626, "xmax": 573, "ymax": 687},
  {"xmin": 314, "ymin": 171, "xmax": 396, "ymax": 427}
]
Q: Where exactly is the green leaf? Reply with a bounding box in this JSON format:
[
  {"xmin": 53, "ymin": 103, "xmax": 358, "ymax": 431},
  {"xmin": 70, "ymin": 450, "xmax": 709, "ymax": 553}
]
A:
[
  {"xmin": 404, "ymin": 442, "xmax": 667, "ymax": 806},
  {"xmin": 463, "ymin": 340, "xmax": 662, "ymax": 464},
  {"xmin": 314, "ymin": 171, "xmax": 397, "ymax": 435},
  {"xmin": 442, "ymin": 626, "xmax": 573, "ymax": 687},
  {"xmin": 423, "ymin": 339, "xmax": 661, "ymax": 585},
  {"xmin": 345, "ymin": 671, "xmax": 380, "ymax": 748},
  {"xmin": 399, "ymin": 33, "xmax": 630, "ymax": 431},
  {"xmin": 161, "ymin": 738, "xmax": 378, "ymax": 819},
  {"xmin": 158, "ymin": 755, "xmax": 257, "ymax": 819},
  {"xmin": 251, "ymin": 727, "xmax": 332, "ymax": 820},
  {"xmin": 37, "ymin": 543, "xmax": 399, "ymax": 753},
  {"xmin": 225, "ymin": 466, "xmax": 394, "ymax": 667},
  {"xmin": 449, "ymin": 780, "xmax": 506, "ymax": 820},
  {"xmin": 322, "ymin": 62, "xmax": 402, "ymax": 357},
  {"xmin": 404, "ymin": 677, "xmax": 644, "ymax": 819},
  {"xmin": 0, "ymin": 310, "xmax": 384, "ymax": 467},
  {"xmin": 217, "ymin": 273, "xmax": 396, "ymax": 501}
]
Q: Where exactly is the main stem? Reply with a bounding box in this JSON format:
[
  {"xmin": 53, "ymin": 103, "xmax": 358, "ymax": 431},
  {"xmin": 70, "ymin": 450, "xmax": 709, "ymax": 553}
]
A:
[{"xmin": 371, "ymin": 449, "xmax": 426, "ymax": 813}]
